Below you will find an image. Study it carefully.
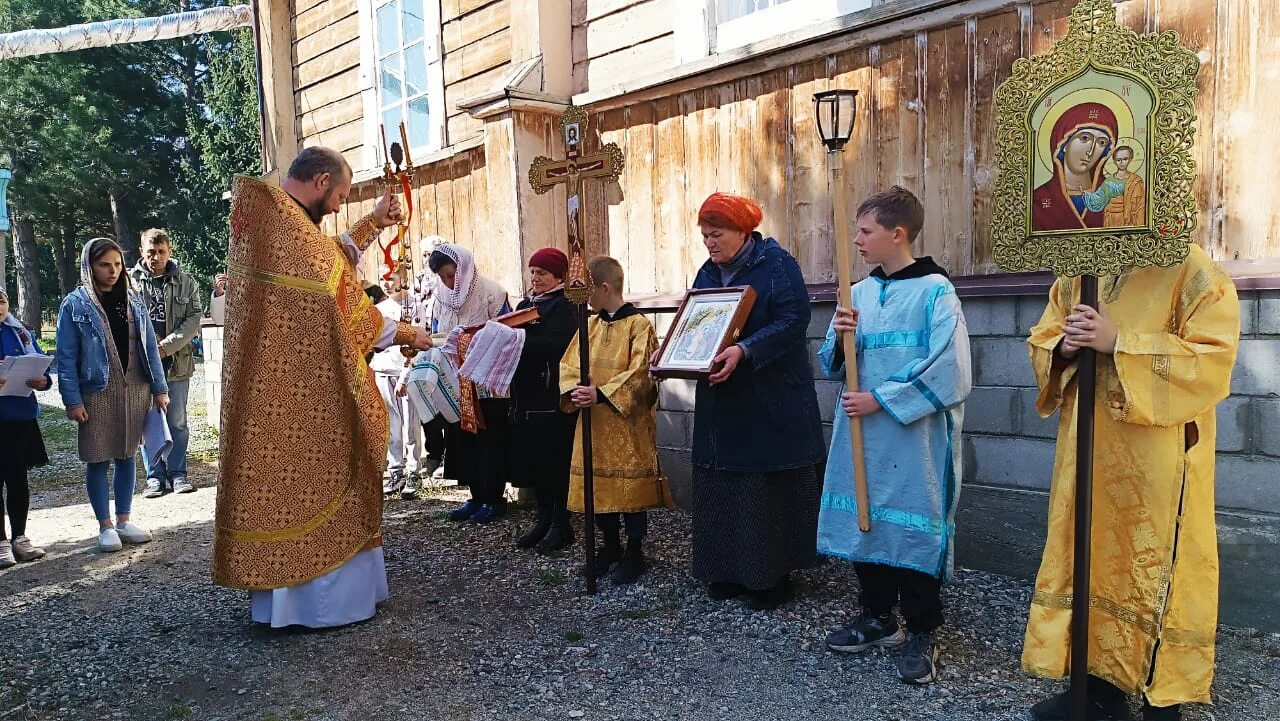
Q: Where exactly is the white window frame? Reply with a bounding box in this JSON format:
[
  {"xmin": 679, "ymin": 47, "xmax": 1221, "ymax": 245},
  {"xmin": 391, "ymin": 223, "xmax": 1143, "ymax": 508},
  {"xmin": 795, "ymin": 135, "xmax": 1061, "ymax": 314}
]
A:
[
  {"xmin": 676, "ymin": 0, "xmax": 883, "ymax": 60},
  {"xmin": 357, "ymin": 0, "xmax": 446, "ymax": 174}
]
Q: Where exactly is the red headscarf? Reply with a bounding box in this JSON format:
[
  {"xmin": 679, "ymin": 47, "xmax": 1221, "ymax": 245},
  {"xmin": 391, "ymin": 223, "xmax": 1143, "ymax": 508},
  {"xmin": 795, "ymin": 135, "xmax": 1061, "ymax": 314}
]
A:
[
  {"xmin": 529, "ymin": 247, "xmax": 569, "ymax": 279},
  {"xmin": 698, "ymin": 192, "xmax": 764, "ymax": 235}
]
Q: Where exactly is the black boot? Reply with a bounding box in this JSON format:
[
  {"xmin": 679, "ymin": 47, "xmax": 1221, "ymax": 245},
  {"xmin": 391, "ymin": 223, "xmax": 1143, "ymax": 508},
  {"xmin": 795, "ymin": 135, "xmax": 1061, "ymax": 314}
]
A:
[
  {"xmin": 1141, "ymin": 703, "xmax": 1181, "ymax": 721},
  {"xmin": 536, "ymin": 509, "xmax": 575, "ymax": 553},
  {"xmin": 591, "ymin": 542, "xmax": 622, "ymax": 580},
  {"xmin": 516, "ymin": 496, "xmax": 552, "ymax": 549},
  {"xmin": 747, "ymin": 574, "xmax": 793, "ymax": 611},
  {"xmin": 609, "ymin": 539, "xmax": 646, "ymax": 584},
  {"xmin": 1031, "ymin": 676, "xmax": 1132, "ymax": 721}
]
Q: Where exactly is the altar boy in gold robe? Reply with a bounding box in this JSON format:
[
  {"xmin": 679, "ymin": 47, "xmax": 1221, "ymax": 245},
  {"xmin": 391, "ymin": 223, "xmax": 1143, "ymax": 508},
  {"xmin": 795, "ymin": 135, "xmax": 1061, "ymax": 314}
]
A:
[
  {"xmin": 561, "ymin": 256, "xmax": 672, "ymax": 584},
  {"xmin": 1023, "ymin": 243, "xmax": 1240, "ymax": 721}
]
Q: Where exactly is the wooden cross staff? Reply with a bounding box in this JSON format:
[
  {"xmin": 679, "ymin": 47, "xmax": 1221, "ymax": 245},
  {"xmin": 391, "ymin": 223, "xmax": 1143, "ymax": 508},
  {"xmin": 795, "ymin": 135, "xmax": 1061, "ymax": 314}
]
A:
[{"xmin": 528, "ymin": 105, "xmax": 625, "ymax": 594}]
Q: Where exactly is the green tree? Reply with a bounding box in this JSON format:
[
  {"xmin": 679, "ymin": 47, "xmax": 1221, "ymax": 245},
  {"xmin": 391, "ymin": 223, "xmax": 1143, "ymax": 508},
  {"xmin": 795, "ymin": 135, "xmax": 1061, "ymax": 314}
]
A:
[{"xmin": 0, "ymin": 0, "xmax": 260, "ymax": 312}]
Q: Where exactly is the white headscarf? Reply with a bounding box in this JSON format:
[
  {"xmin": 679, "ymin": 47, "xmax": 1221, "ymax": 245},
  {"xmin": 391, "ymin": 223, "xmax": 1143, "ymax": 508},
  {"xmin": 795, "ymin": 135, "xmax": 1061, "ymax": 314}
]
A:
[{"xmin": 434, "ymin": 243, "xmax": 477, "ymax": 312}]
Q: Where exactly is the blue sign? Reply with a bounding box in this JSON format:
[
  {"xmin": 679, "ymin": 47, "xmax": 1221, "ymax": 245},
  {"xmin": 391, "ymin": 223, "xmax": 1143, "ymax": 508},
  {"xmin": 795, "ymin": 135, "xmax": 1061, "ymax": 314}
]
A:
[{"xmin": 0, "ymin": 168, "xmax": 11, "ymax": 232}]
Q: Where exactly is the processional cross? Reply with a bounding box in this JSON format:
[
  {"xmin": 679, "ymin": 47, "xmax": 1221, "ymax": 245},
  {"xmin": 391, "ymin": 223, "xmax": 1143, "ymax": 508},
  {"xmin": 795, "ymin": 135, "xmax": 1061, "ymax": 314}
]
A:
[{"xmin": 528, "ymin": 105, "xmax": 624, "ymax": 593}]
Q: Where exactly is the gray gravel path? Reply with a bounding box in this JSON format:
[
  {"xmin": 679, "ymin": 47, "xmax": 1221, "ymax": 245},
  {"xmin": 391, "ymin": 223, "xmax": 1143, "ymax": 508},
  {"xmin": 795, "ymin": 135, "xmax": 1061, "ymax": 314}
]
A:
[{"xmin": 2, "ymin": 365, "xmax": 1277, "ymax": 721}]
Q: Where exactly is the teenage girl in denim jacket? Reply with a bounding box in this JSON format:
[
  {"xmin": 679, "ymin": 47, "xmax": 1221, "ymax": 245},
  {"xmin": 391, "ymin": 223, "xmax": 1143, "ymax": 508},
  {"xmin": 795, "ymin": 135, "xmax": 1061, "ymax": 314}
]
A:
[{"xmin": 55, "ymin": 238, "xmax": 169, "ymax": 552}]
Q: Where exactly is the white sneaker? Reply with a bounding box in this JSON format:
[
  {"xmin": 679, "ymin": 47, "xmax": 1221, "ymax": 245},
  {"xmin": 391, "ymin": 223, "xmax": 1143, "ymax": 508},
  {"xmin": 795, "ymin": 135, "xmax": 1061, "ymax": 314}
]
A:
[
  {"xmin": 0, "ymin": 543, "xmax": 16, "ymax": 568},
  {"xmin": 99, "ymin": 527, "xmax": 123, "ymax": 552},
  {"xmin": 114, "ymin": 522, "xmax": 153, "ymax": 545}
]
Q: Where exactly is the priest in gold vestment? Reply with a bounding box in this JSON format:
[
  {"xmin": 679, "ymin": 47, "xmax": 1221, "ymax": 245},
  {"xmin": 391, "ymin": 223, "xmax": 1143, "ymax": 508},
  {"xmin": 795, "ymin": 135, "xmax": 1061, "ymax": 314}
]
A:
[
  {"xmin": 561, "ymin": 257, "xmax": 672, "ymax": 584},
  {"xmin": 213, "ymin": 147, "xmax": 430, "ymax": 628},
  {"xmin": 1024, "ymin": 244, "xmax": 1239, "ymax": 721}
]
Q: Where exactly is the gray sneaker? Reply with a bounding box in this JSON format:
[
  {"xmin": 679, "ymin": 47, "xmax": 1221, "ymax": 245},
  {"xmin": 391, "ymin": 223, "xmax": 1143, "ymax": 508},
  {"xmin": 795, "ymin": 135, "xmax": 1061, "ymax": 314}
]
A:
[
  {"xmin": 383, "ymin": 471, "xmax": 406, "ymax": 495},
  {"xmin": 143, "ymin": 478, "xmax": 166, "ymax": 498},
  {"xmin": 400, "ymin": 472, "xmax": 420, "ymax": 500},
  {"xmin": 895, "ymin": 631, "xmax": 940, "ymax": 684},
  {"xmin": 172, "ymin": 475, "xmax": 195, "ymax": 494},
  {"xmin": 0, "ymin": 543, "xmax": 16, "ymax": 569},
  {"xmin": 11, "ymin": 536, "xmax": 45, "ymax": 562}
]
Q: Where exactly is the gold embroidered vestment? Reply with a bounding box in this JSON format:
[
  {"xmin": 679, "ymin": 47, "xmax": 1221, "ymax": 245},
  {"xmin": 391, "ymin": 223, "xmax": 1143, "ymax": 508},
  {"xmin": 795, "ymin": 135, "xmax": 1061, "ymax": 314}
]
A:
[
  {"xmin": 560, "ymin": 312, "xmax": 672, "ymax": 514},
  {"xmin": 213, "ymin": 177, "xmax": 414, "ymax": 590},
  {"xmin": 1021, "ymin": 244, "xmax": 1240, "ymax": 706}
]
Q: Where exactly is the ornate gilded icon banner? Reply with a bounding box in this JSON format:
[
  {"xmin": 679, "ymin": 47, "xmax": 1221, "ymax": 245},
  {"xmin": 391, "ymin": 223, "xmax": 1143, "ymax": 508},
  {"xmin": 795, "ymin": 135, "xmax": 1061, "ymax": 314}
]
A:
[{"xmin": 991, "ymin": 0, "xmax": 1200, "ymax": 277}]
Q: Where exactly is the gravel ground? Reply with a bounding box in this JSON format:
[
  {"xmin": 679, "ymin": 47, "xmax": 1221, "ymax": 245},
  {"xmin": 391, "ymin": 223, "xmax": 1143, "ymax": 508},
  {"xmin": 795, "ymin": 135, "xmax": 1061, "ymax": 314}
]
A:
[{"xmin": 2, "ymin": 364, "xmax": 1278, "ymax": 721}]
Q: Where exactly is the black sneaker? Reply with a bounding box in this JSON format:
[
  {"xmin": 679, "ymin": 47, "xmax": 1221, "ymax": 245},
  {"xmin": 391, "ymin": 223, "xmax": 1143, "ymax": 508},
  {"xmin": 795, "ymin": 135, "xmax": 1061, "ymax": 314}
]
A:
[
  {"xmin": 1141, "ymin": 703, "xmax": 1180, "ymax": 721},
  {"xmin": 590, "ymin": 544, "xmax": 622, "ymax": 580},
  {"xmin": 895, "ymin": 631, "xmax": 940, "ymax": 684},
  {"xmin": 747, "ymin": 575, "xmax": 793, "ymax": 611},
  {"xmin": 1031, "ymin": 682, "xmax": 1132, "ymax": 721},
  {"xmin": 609, "ymin": 543, "xmax": 645, "ymax": 585},
  {"xmin": 825, "ymin": 613, "xmax": 906, "ymax": 653},
  {"xmin": 707, "ymin": 582, "xmax": 746, "ymax": 600}
]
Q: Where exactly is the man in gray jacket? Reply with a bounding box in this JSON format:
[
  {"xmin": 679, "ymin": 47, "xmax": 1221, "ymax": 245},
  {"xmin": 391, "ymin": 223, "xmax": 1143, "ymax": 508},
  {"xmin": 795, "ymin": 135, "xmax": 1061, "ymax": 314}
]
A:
[{"xmin": 130, "ymin": 228, "xmax": 203, "ymax": 496}]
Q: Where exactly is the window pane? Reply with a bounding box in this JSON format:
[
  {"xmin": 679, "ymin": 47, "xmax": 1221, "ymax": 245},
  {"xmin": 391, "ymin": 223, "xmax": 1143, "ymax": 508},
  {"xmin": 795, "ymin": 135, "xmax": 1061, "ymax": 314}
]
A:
[
  {"xmin": 380, "ymin": 52, "xmax": 403, "ymax": 105},
  {"xmin": 376, "ymin": 1, "xmax": 400, "ymax": 54},
  {"xmin": 408, "ymin": 96, "xmax": 431, "ymax": 149},
  {"xmin": 382, "ymin": 104, "xmax": 405, "ymax": 145},
  {"xmin": 404, "ymin": 43, "xmax": 428, "ymax": 96},
  {"xmin": 402, "ymin": 0, "xmax": 425, "ymax": 44},
  {"xmin": 717, "ymin": 0, "xmax": 791, "ymax": 22}
]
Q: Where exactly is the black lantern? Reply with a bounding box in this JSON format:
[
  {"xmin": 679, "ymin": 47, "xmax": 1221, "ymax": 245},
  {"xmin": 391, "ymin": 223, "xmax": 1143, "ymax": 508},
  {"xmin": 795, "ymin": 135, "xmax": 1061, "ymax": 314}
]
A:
[{"xmin": 813, "ymin": 89, "xmax": 859, "ymax": 152}]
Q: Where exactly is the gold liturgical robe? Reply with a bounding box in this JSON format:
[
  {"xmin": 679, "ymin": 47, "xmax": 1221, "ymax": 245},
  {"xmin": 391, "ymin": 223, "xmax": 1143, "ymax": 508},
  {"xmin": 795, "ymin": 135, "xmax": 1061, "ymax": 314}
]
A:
[
  {"xmin": 1021, "ymin": 244, "xmax": 1239, "ymax": 706},
  {"xmin": 560, "ymin": 308, "xmax": 672, "ymax": 514},
  {"xmin": 213, "ymin": 176, "xmax": 415, "ymax": 590}
]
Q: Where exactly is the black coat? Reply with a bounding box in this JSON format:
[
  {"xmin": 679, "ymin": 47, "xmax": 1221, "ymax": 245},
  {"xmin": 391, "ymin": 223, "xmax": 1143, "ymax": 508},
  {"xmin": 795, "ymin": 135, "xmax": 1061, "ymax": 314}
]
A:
[
  {"xmin": 510, "ymin": 289, "xmax": 579, "ymax": 488},
  {"xmin": 690, "ymin": 235, "xmax": 825, "ymax": 472}
]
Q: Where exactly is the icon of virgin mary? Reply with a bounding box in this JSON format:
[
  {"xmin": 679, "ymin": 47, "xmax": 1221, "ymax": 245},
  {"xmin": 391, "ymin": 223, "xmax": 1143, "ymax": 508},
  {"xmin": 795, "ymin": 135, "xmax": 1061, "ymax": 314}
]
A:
[{"xmin": 1031, "ymin": 101, "xmax": 1120, "ymax": 231}]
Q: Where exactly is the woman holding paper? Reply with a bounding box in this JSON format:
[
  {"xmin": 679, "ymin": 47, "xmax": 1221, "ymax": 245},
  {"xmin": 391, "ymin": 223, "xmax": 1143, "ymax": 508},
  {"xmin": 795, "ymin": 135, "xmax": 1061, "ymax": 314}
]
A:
[
  {"xmin": 0, "ymin": 289, "xmax": 52, "ymax": 568},
  {"xmin": 55, "ymin": 238, "xmax": 169, "ymax": 553}
]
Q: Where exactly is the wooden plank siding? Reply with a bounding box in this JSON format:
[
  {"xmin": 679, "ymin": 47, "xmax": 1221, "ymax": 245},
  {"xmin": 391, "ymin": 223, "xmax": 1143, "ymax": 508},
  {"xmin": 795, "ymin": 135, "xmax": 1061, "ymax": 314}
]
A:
[
  {"xmin": 442, "ymin": 0, "xmax": 512, "ymax": 145},
  {"xmin": 294, "ymin": 0, "xmax": 1278, "ymax": 293},
  {"xmin": 292, "ymin": 0, "xmax": 511, "ymax": 174},
  {"xmin": 563, "ymin": 0, "xmax": 1279, "ymax": 293},
  {"xmin": 571, "ymin": 0, "xmax": 679, "ymax": 95}
]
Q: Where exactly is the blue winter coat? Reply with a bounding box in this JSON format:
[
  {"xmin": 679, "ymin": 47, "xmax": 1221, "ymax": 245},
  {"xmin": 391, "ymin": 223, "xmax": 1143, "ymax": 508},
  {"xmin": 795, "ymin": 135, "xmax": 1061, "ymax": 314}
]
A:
[
  {"xmin": 0, "ymin": 320, "xmax": 52, "ymax": 421},
  {"xmin": 55, "ymin": 287, "xmax": 168, "ymax": 409},
  {"xmin": 690, "ymin": 234, "xmax": 825, "ymax": 472}
]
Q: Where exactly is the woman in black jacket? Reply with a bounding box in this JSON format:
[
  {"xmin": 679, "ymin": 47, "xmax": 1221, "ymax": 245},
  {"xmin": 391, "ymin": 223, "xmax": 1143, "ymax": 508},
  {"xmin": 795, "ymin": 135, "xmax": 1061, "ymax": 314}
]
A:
[{"xmin": 511, "ymin": 248, "xmax": 579, "ymax": 552}]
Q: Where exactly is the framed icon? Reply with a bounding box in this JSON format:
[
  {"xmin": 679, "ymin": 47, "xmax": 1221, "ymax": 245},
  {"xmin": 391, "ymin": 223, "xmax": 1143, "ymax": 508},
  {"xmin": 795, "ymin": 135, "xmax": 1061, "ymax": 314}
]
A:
[
  {"xmin": 650, "ymin": 287, "xmax": 757, "ymax": 380},
  {"xmin": 990, "ymin": 0, "xmax": 1200, "ymax": 277}
]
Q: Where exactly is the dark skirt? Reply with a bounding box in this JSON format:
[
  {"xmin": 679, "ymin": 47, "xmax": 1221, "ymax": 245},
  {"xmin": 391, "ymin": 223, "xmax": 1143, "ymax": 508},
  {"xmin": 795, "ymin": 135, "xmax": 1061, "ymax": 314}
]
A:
[
  {"xmin": 691, "ymin": 464, "xmax": 822, "ymax": 590},
  {"xmin": 0, "ymin": 418, "xmax": 50, "ymax": 469},
  {"xmin": 452, "ymin": 399, "xmax": 512, "ymax": 503},
  {"xmin": 510, "ymin": 409, "xmax": 576, "ymax": 490}
]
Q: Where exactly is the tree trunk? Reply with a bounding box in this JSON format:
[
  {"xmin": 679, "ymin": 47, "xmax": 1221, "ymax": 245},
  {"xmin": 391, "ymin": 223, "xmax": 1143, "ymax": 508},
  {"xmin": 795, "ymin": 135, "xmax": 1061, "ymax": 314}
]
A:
[
  {"xmin": 13, "ymin": 218, "xmax": 42, "ymax": 330},
  {"xmin": 109, "ymin": 189, "xmax": 132, "ymax": 254},
  {"xmin": 56, "ymin": 215, "xmax": 78, "ymax": 296}
]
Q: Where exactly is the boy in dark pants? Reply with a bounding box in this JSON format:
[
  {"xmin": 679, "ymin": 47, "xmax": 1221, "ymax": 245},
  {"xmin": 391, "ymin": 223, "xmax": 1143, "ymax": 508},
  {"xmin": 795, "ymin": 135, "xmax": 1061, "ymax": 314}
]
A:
[{"xmin": 814, "ymin": 187, "xmax": 972, "ymax": 684}]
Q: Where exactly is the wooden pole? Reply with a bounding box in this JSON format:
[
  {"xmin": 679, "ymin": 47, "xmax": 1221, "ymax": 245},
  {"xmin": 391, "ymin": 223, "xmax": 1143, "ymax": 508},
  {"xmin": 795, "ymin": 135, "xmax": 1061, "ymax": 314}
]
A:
[
  {"xmin": 827, "ymin": 149, "xmax": 871, "ymax": 533},
  {"xmin": 1070, "ymin": 274, "xmax": 1099, "ymax": 721},
  {"xmin": 570, "ymin": 175, "xmax": 598, "ymax": 595}
]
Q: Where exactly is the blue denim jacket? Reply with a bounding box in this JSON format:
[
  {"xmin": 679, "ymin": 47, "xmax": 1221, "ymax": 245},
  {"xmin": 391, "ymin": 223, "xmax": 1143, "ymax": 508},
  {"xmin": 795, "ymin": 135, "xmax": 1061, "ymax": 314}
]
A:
[
  {"xmin": 55, "ymin": 287, "xmax": 168, "ymax": 408},
  {"xmin": 0, "ymin": 322, "xmax": 52, "ymax": 421}
]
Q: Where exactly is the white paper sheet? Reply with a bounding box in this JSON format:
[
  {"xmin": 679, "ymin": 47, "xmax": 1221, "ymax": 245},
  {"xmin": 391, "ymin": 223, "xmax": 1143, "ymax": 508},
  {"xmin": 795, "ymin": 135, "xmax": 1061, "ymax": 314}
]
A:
[{"xmin": 0, "ymin": 354, "xmax": 53, "ymax": 397}]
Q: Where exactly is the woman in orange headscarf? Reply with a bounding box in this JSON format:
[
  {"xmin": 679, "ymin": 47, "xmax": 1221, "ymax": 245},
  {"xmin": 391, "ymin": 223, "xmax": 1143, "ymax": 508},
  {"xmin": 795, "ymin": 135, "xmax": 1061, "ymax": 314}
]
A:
[
  {"xmin": 683, "ymin": 192, "xmax": 825, "ymax": 611},
  {"xmin": 1031, "ymin": 101, "xmax": 1119, "ymax": 231}
]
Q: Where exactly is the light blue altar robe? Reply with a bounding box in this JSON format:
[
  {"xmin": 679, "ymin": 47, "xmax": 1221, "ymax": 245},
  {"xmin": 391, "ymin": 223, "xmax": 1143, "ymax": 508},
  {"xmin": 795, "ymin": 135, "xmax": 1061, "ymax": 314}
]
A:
[{"xmin": 816, "ymin": 270, "xmax": 972, "ymax": 579}]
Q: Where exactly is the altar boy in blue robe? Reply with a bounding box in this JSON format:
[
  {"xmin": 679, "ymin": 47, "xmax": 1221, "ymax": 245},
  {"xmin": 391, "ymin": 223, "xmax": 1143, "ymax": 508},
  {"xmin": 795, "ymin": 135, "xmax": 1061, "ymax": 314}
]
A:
[{"xmin": 816, "ymin": 186, "xmax": 972, "ymax": 685}]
